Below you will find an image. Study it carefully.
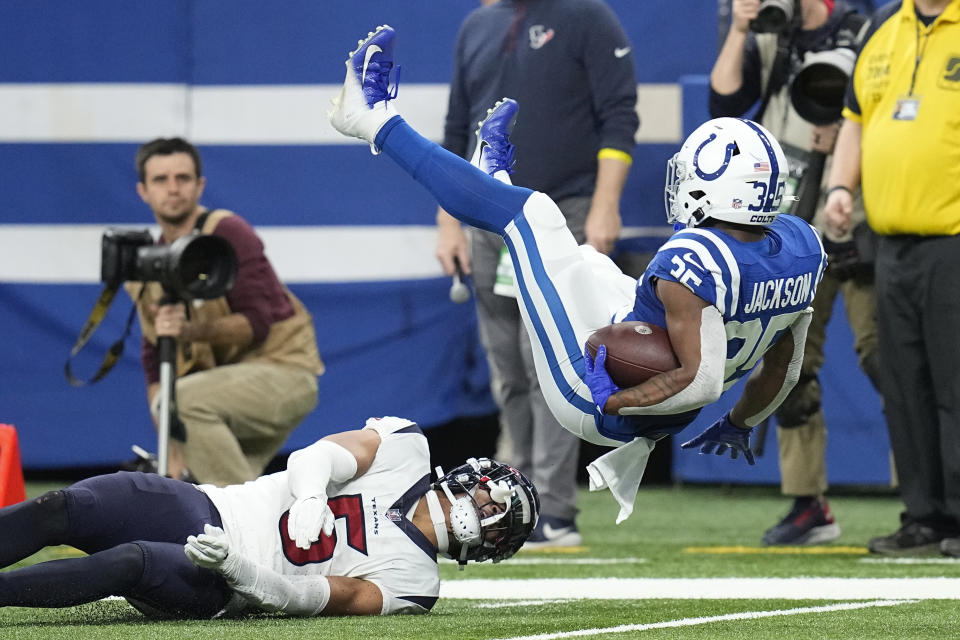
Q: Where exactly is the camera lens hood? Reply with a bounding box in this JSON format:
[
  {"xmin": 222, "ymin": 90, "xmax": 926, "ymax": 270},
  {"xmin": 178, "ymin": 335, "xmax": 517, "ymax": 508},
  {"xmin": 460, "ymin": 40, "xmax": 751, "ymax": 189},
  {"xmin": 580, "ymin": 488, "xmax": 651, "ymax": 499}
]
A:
[
  {"xmin": 750, "ymin": 0, "xmax": 794, "ymax": 33},
  {"xmin": 790, "ymin": 48, "xmax": 856, "ymax": 125},
  {"xmin": 136, "ymin": 234, "xmax": 238, "ymax": 301},
  {"xmin": 167, "ymin": 234, "xmax": 238, "ymax": 300}
]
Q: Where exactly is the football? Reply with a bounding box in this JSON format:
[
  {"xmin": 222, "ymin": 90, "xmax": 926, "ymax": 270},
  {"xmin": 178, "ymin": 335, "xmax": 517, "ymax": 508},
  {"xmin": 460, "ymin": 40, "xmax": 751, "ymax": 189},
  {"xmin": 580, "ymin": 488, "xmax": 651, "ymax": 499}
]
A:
[{"xmin": 585, "ymin": 322, "xmax": 680, "ymax": 388}]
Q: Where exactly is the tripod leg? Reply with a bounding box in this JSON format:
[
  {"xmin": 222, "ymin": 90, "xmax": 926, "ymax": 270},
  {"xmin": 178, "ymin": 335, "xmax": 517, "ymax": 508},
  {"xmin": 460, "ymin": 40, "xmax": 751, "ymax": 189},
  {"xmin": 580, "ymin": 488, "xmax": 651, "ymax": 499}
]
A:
[{"xmin": 155, "ymin": 335, "xmax": 186, "ymax": 477}]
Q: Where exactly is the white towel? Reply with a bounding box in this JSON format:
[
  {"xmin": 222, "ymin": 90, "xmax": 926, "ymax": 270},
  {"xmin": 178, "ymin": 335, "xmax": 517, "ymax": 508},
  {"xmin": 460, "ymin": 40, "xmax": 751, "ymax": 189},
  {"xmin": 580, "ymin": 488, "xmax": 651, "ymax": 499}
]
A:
[{"xmin": 586, "ymin": 437, "xmax": 655, "ymax": 524}]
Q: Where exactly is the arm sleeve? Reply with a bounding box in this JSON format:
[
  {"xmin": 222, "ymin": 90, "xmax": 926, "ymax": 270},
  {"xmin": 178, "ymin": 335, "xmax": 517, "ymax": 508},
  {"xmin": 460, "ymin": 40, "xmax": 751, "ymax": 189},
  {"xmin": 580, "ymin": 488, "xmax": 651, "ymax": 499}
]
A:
[
  {"xmin": 218, "ymin": 549, "xmax": 332, "ymax": 616},
  {"xmin": 580, "ymin": 2, "xmax": 639, "ymax": 154},
  {"xmin": 287, "ymin": 439, "xmax": 358, "ymax": 499},
  {"xmin": 709, "ymin": 35, "xmax": 763, "ymax": 118}
]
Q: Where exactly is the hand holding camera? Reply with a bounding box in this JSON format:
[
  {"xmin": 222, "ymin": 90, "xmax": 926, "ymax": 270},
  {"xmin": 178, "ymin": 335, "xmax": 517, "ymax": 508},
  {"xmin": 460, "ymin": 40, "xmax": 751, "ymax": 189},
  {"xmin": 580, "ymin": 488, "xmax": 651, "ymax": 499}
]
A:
[
  {"xmin": 154, "ymin": 303, "xmax": 188, "ymax": 339},
  {"xmin": 731, "ymin": 0, "xmax": 761, "ymax": 34}
]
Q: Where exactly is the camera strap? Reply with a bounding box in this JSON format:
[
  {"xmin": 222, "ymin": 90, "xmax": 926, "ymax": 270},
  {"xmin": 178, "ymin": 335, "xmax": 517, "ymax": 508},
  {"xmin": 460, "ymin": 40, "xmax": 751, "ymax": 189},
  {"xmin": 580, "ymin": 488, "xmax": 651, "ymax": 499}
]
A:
[
  {"xmin": 194, "ymin": 209, "xmax": 213, "ymax": 232},
  {"xmin": 64, "ymin": 284, "xmax": 145, "ymax": 387},
  {"xmin": 754, "ymin": 30, "xmax": 794, "ymax": 124},
  {"xmin": 754, "ymin": 0, "xmax": 806, "ymax": 124}
]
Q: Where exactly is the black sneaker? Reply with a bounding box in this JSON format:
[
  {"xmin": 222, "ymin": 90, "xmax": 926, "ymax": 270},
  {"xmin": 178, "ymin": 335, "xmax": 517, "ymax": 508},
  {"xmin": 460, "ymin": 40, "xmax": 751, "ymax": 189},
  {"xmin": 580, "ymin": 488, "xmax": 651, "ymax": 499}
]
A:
[
  {"xmin": 121, "ymin": 445, "xmax": 197, "ymax": 483},
  {"xmin": 868, "ymin": 521, "xmax": 949, "ymax": 555},
  {"xmin": 940, "ymin": 537, "xmax": 960, "ymax": 558},
  {"xmin": 762, "ymin": 498, "xmax": 841, "ymax": 546},
  {"xmin": 121, "ymin": 444, "xmax": 159, "ymax": 473},
  {"xmin": 523, "ymin": 515, "xmax": 582, "ymax": 549}
]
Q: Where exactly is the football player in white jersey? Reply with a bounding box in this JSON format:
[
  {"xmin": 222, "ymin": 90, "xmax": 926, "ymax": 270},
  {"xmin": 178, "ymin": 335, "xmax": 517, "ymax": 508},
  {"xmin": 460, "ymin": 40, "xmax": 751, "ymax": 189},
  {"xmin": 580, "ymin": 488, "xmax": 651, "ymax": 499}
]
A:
[
  {"xmin": 328, "ymin": 26, "xmax": 826, "ymax": 523},
  {"xmin": 0, "ymin": 417, "xmax": 539, "ymax": 618}
]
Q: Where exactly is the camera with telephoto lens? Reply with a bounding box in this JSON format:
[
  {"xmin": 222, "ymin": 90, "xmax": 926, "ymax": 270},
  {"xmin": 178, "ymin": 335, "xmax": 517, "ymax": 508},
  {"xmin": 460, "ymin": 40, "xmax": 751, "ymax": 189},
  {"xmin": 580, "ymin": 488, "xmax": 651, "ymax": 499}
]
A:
[
  {"xmin": 790, "ymin": 47, "xmax": 856, "ymax": 125},
  {"xmin": 749, "ymin": 0, "xmax": 795, "ymax": 33},
  {"xmin": 101, "ymin": 228, "xmax": 238, "ymax": 301}
]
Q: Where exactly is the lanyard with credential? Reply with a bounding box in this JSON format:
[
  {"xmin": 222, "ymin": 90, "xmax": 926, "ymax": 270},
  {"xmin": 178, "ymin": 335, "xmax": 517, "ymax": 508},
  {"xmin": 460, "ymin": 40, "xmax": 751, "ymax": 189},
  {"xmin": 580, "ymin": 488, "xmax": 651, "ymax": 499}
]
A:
[
  {"xmin": 908, "ymin": 19, "xmax": 932, "ymax": 96},
  {"xmin": 892, "ymin": 17, "xmax": 931, "ymax": 121}
]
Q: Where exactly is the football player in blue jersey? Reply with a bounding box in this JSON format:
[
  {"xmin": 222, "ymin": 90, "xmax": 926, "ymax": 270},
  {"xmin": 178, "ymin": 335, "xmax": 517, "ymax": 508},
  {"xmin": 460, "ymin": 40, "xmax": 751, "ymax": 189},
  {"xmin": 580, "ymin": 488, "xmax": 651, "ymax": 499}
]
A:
[{"xmin": 329, "ymin": 25, "xmax": 826, "ymax": 522}]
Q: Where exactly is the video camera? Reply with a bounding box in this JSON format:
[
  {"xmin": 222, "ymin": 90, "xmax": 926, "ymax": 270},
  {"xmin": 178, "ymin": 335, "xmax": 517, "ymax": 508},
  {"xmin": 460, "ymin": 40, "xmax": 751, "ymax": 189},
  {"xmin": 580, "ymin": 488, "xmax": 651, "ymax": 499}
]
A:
[{"xmin": 101, "ymin": 228, "xmax": 237, "ymax": 301}]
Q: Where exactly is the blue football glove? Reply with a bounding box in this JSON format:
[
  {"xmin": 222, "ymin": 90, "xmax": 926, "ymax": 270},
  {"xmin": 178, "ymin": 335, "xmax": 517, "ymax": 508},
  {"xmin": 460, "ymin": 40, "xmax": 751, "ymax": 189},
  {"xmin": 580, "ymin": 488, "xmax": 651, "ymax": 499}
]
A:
[
  {"xmin": 583, "ymin": 344, "xmax": 621, "ymax": 415},
  {"xmin": 680, "ymin": 412, "xmax": 756, "ymax": 465}
]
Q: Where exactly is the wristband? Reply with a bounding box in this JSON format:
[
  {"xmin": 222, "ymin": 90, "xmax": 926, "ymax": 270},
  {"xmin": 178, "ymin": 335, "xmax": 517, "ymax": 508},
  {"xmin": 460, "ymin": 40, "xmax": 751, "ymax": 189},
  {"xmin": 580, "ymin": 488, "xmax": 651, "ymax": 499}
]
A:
[{"xmin": 826, "ymin": 185, "xmax": 853, "ymax": 197}]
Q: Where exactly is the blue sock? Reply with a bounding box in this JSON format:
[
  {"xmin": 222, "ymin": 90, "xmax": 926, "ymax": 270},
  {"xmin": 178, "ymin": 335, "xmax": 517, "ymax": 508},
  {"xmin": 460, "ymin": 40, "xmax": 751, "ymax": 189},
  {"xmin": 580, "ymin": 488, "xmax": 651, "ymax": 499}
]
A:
[{"xmin": 375, "ymin": 117, "xmax": 533, "ymax": 234}]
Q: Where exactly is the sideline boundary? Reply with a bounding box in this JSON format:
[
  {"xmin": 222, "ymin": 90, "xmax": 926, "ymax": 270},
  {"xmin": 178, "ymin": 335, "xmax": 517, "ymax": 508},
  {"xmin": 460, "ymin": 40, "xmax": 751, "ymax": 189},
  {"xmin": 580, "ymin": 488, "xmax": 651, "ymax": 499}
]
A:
[{"xmin": 440, "ymin": 577, "xmax": 960, "ymax": 600}]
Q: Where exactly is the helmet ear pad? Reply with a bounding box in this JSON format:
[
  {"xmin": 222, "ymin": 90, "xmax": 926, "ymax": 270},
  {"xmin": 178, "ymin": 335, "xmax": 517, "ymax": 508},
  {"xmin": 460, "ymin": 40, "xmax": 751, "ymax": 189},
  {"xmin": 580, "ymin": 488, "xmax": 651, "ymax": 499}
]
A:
[
  {"xmin": 448, "ymin": 496, "xmax": 483, "ymax": 547},
  {"xmin": 665, "ymin": 118, "xmax": 789, "ymax": 228}
]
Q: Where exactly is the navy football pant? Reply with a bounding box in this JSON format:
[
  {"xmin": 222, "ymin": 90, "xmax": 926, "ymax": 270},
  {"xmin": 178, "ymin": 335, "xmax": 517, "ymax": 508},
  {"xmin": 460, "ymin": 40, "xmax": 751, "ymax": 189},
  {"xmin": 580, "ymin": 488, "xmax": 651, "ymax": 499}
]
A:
[{"xmin": 0, "ymin": 472, "xmax": 232, "ymax": 617}]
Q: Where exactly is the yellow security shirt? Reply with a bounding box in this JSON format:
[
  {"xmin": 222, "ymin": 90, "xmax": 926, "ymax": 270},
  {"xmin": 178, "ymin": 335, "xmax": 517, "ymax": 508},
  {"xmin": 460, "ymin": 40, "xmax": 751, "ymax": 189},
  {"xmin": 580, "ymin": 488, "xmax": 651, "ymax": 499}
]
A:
[{"xmin": 843, "ymin": 0, "xmax": 960, "ymax": 236}]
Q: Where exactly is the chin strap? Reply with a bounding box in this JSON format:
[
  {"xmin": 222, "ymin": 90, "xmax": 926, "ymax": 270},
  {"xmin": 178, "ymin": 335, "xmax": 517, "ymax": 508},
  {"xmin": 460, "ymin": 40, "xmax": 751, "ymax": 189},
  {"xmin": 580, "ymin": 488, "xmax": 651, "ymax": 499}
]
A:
[{"xmin": 424, "ymin": 490, "xmax": 450, "ymax": 556}]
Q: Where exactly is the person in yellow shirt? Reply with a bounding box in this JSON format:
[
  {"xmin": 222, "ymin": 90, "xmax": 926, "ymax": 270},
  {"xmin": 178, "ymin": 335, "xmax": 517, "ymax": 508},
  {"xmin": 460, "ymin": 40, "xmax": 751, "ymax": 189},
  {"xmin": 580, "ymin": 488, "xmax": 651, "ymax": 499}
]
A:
[{"xmin": 826, "ymin": 0, "xmax": 960, "ymax": 556}]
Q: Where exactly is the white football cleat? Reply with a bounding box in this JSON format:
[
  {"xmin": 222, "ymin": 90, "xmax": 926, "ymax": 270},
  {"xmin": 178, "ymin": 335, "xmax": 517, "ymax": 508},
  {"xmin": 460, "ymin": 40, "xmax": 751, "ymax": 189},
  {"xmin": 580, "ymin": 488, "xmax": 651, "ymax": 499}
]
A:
[{"xmin": 327, "ymin": 25, "xmax": 399, "ymax": 154}]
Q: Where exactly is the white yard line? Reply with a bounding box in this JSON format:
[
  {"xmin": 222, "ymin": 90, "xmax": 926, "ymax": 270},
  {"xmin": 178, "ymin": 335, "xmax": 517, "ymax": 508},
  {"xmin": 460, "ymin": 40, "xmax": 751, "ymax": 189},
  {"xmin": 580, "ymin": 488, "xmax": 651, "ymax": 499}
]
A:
[
  {"xmin": 477, "ymin": 599, "xmax": 574, "ymax": 609},
  {"xmin": 440, "ymin": 577, "xmax": 960, "ymax": 600},
  {"xmin": 441, "ymin": 557, "xmax": 645, "ymax": 566},
  {"xmin": 860, "ymin": 557, "xmax": 960, "ymax": 565},
  {"xmin": 488, "ymin": 600, "xmax": 916, "ymax": 640}
]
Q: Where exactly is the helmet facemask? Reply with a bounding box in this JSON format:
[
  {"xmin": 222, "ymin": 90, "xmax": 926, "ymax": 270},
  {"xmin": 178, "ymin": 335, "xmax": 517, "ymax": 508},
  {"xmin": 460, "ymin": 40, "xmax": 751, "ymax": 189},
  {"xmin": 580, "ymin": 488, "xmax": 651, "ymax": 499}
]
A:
[{"xmin": 431, "ymin": 457, "xmax": 539, "ymax": 570}]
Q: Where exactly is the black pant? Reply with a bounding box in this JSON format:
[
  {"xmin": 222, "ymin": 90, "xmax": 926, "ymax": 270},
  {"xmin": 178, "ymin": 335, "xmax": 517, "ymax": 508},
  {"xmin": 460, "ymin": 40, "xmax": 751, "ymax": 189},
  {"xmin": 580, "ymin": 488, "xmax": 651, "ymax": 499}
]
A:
[{"xmin": 875, "ymin": 234, "xmax": 960, "ymax": 531}]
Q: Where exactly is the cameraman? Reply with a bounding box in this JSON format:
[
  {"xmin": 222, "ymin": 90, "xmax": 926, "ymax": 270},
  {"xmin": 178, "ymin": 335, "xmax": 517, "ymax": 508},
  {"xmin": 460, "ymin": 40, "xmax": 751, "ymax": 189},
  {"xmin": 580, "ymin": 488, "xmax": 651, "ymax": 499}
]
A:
[
  {"xmin": 709, "ymin": 0, "xmax": 880, "ymax": 546},
  {"xmin": 128, "ymin": 138, "xmax": 324, "ymax": 486}
]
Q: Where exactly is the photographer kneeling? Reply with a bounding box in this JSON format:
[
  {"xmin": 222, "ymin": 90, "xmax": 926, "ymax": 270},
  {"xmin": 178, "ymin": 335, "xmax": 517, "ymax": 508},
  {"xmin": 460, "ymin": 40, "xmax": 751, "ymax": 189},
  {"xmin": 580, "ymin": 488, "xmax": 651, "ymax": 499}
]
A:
[
  {"xmin": 128, "ymin": 138, "xmax": 324, "ymax": 486},
  {"xmin": 709, "ymin": 0, "xmax": 880, "ymax": 546}
]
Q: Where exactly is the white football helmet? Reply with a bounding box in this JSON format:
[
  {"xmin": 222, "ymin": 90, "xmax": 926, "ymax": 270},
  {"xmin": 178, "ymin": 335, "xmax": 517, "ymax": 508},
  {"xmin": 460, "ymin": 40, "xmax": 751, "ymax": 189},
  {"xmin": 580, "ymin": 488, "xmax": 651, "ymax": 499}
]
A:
[
  {"xmin": 665, "ymin": 117, "xmax": 789, "ymax": 228},
  {"xmin": 432, "ymin": 457, "xmax": 539, "ymax": 569}
]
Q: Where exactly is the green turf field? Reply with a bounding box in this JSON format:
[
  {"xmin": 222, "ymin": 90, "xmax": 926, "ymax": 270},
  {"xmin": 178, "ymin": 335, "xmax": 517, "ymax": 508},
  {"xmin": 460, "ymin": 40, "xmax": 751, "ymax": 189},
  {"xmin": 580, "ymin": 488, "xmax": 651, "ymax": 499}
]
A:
[{"xmin": 3, "ymin": 481, "xmax": 958, "ymax": 639}]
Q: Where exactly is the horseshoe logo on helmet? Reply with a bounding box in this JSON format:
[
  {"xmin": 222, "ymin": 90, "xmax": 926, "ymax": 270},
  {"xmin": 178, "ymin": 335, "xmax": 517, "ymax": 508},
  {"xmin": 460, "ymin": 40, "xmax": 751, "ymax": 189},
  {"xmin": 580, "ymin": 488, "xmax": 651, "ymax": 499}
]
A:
[{"xmin": 693, "ymin": 133, "xmax": 738, "ymax": 181}]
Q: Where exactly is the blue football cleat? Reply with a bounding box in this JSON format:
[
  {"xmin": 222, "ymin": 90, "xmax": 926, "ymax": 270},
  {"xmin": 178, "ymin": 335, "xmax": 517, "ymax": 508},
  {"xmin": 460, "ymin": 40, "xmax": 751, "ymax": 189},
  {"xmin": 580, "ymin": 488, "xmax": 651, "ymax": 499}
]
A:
[
  {"xmin": 328, "ymin": 25, "xmax": 399, "ymax": 154},
  {"xmin": 470, "ymin": 98, "xmax": 518, "ymax": 179}
]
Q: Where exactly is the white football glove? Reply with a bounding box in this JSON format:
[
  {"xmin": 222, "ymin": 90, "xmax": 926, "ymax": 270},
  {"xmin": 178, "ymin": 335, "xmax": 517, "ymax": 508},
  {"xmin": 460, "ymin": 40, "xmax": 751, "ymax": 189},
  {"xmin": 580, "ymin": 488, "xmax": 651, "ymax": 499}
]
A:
[
  {"xmin": 185, "ymin": 520, "xmax": 333, "ymax": 615},
  {"xmin": 287, "ymin": 495, "xmax": 336, "ymax": 550},
  {"xmin": 184, "ymin": 523, "xmax": 232, "ymax": 569}
]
